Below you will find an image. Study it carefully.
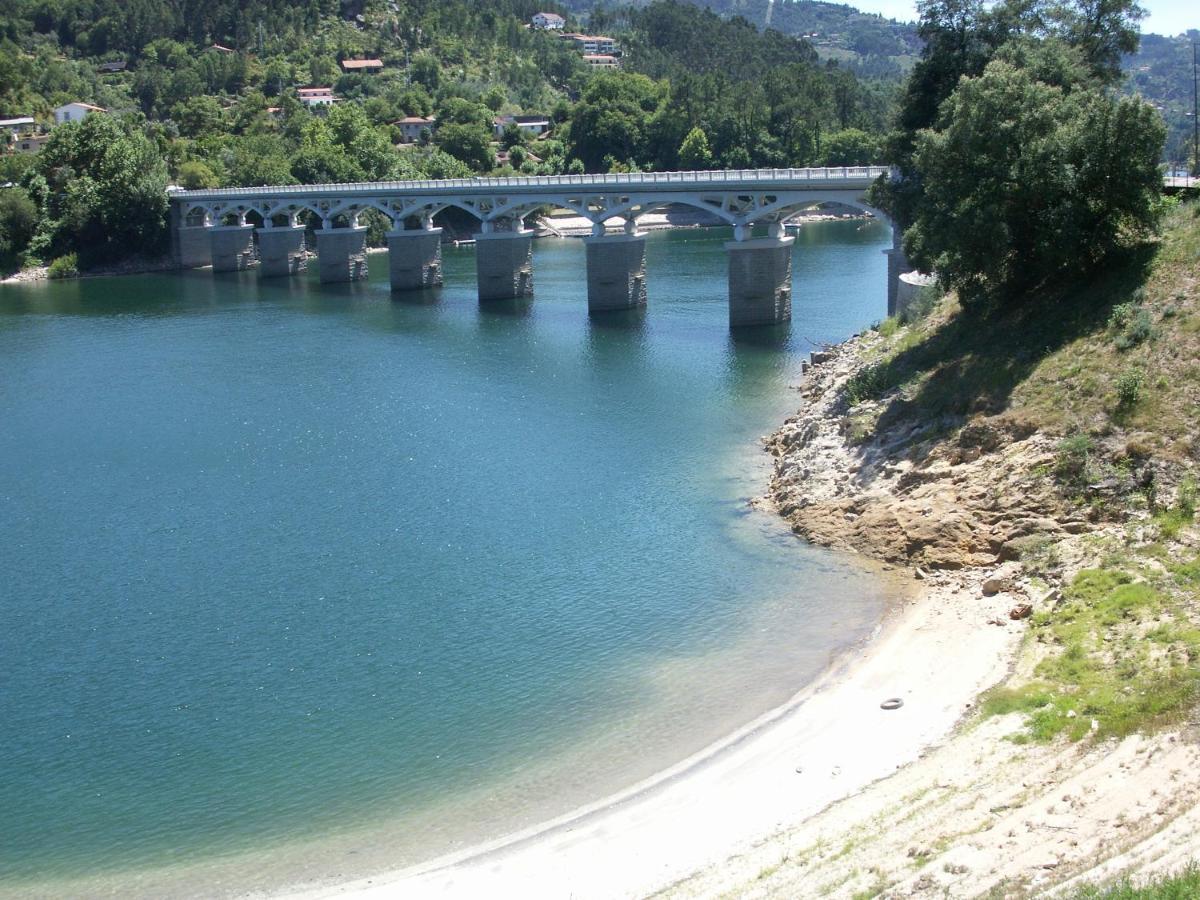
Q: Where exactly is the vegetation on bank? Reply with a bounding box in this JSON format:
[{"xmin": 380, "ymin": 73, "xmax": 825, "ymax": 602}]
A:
[
  {"xmin": 844, "ymin": 196, "xmax": 1200, "ymax": 745},
  {"xmin": 1070, "ymin": 864, "xmax": 1200, "ymax": 899}
]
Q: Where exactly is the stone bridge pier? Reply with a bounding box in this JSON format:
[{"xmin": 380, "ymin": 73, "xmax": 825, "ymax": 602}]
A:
[
  {"xmin": 726, "ymin": 224, "xmax": 794, "ymax": 327},
  {"xmin": 388, "ymin": 224, "xmax": 443, "ymax": 291},
  {"xmin": 475, "ymin": 224, "xmax": 534, "ymax": 301},
  {"xmin": 210, "ymin": 224, "xmax": 256, "ymax": 272},
  {"xmin": 583, "ymin": 222, "xmax": 647, "ymax": 314},
  {"xmin": 258, "ymin": 224, "xmax": 307, "ymax": 277},
  {"xmin": 315, "ymin": 225, "xmax": 369, "ymax": 283}
]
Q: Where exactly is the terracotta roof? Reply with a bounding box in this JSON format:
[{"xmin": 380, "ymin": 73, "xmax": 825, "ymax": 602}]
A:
[{"xmin": 340, "ymin": 58, "xmax": 384, "ymax": 70}]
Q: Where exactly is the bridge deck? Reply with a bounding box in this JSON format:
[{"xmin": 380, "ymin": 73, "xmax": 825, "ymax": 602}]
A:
[{"xmin": 170, "ymin": 166, "xmax": 891, "ymax": 201}]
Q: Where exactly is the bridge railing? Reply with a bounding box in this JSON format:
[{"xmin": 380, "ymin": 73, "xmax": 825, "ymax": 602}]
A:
[{"xmin": 170, "ymin": 166, "xmax": 892, "ymax": 200}]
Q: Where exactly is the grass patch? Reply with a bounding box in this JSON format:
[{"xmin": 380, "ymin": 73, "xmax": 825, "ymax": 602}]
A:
[
  {"xmin": 1068, "ymin": 862, "xmax": 1200, "ymax": 898},
  {"xmin": 981, "ymin": 554, "xmax": 1200, "ymax": 742}
]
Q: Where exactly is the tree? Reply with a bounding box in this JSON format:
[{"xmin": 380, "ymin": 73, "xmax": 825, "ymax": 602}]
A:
[
  {"xmin": 437, "ymin": 123, "xmax": 494, "ymax": 172},
  {"xmin": 822, "ymin": 129, "xmax": 879, "ymax": 166},
  {"xmin": 410, "ymin": 53, "xmax": 440, "ymax": 92},
  {"xmin": 31, "ymin": 114, "xmax": 170, "ymax": 266},
  {"xmin": 567, "ymin": 73, "xmax": 663, "ymax": 172},
  {"xmin": 905, "ymin": 55, "xmax": 1164, "ymax": 305},
  {"xmin": 177, "ymin": 160, "xmax": 219, "ymax": 188},
  {"xmin": 172, "ymin": 95, "xmax": 223, "ymax": 137},
  {"xmin": 0, "ymin": 186, "xmax": 37, "ymax": 272},
  {"xmin": 677, "ymin": 126, "xmax": 713, "ymax": 170}
]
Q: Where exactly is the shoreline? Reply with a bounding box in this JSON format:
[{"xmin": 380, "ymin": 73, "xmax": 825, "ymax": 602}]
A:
[
  {"xmin": 0, "ymin": 211, "xmax": 870, "ymax": 285},
  {"xmin": 286, "ymin": 568, "xmax": 1021, "ymax": 900},
  {"xmin": 280, "ymin": 338, "xmax": 1027, "ymax": 900}
]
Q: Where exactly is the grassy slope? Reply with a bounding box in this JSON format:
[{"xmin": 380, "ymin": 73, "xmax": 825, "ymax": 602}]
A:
[{"xmin": 850, "ymin": 202, "xmax": 1200, "ymax": 453}]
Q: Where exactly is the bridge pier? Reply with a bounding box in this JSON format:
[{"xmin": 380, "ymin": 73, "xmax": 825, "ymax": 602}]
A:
[
  {"xmin": 257, "ymin": 225, "xmax": 307, "ymax": 278},
  {"xmin": 210, "ymin": 224, "xmax": 257, "ymax": 272},
  {"xmin": 316, "ymin": 226, "xmax": 368, "ymax": 284},
  {"xmin": 726, "ymin": 234, "xmax": 794, "ymax": 327},
  {"xmin": 388, "ymin": 228, "xmax": 443, "ymax": 291},
  {"xmin": 475, "ymin": 230, "xmax": 534, "ymax": 301},
  {"xmin": 584, "ymin": 231, "xmax": 647, "ymax": 313},
  {"xmin": 885, "ymin": 228, "xmax": 909, "ymax": 318}
]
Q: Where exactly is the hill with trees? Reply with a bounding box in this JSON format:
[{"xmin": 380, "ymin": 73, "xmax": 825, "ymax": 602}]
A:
[
  {"xmin": 0, "ymin": 0, "xmax": 903, "ymax": 273},
  {"xmin": 562, "ymin": 0, "xmax": 922, "ymax": 77},
  {"xmin": 1124, "ymin": 31, "xmax": 1200, "ymax": 173}
]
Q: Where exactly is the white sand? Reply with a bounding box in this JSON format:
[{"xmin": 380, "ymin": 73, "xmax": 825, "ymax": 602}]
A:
[{"xmin": 289, "ymin": 572, "xmax": 1024, "ymax": 899}]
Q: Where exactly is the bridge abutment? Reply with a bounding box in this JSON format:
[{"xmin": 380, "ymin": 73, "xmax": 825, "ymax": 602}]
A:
[
  {"xmin": 210, "ymin": 225, "xmax": 256, "ymax": 272},
  {"xmin": 258, "ymin": 226, "xmax": 307, "ymax": 278},
  {"xmin": 177, "ymin": 226, "xmax": 213, "ymax": 269},
  {"xmin": 583, "ymin": 232, "xmax": 647, "ymax": 313},
  {"xmin": 475, "ymin": 230, "xmax": 534, "ymax": 301},
  {"xmin": 316, "ymin": 227, "xmax": 369, "ymax": 284},
  {"xmin": 726, "ymin": 236, "xmax": 794, "ymax": 327},
  {"xmin": 388, "ymin": 228, "xmax": 443, "ymax": 291}
]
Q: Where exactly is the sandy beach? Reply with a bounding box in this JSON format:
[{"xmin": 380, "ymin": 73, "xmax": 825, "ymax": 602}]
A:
[{"xmin": 288, "ymin": 567, "xmax": 1023, "ymax": 899}]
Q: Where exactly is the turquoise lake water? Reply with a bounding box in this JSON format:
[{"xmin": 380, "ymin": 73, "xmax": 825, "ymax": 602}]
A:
[{"xmin": 0, "ymin": 221, "xmax": 893, "ymax": 896}]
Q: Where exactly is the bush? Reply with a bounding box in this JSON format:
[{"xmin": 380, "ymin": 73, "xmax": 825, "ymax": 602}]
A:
[
  {"xmin": 1115, "ymin": 369, "xmax": 1144, "ymax": 406},
  {"xmin": 47, "ymin": 253, "xmax": 78, "ymax": 279},
  {"xmin": 0, "ymin": 186, "xmax": 38, "ymax": 273},
  {"xmin": 1054, "ymin": 433, "xmax": 1094, "ymax": 484},
  {"xmin": 845, "ymin": 362, "xmax": 898, "ymax": 405},
  {"xmin": 1114, "ymin": 308, "xmax": 1154, "ymax": 350}
]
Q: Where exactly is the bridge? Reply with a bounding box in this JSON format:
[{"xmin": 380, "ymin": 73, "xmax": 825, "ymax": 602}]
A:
[{"xmin": 169, "ymin": 167, "xmax": 903, "ymax": 328}]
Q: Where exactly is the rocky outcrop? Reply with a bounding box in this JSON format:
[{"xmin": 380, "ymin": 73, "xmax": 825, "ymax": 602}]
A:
[{"xmin": 764, "ymin": 334, "xmax": 1070, "ymax": 570}]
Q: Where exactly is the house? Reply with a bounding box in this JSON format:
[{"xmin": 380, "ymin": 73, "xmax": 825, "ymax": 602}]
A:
[
  {"xmin": 10, "ymin": 133, "xmax": 51, "ymax": 154},
  {"xmin": 565, "ymin": 34, "xmax": 618, "ymax": 55},
  {"xmin": 96, "ymin": 60, "xmax": 127, "ymax": 74},
  {"xmin": 395, "ymin": 116, "xmax": 436, "ymax": 143},
  {"xmin": 0, "ymin": 117, "xmax": 37, "ymax": 135},
  {"xmin": 54, "ymin": 102, "xmax": 106, "ymax": 125},
  {"xmin": 493, "ymin": 115, "xmax": 551, "ymax": 139},
  {"xmin": 210, "ymin": 43, "xmax": 235, "ymax": 54},
  {"xmin": 297, "ymin": 87, "xmax": 336, "ymax": 108},
  {"xmin": 583, "ymin": 54, "xmax": 619, "ymax": 69},
  {"xmin": 340, "ymin": 58, "xmax": 384, "ymax": 74},
  {"xmin": 531, "ymin": 12, "xmax": 565, "ymax": 30}
]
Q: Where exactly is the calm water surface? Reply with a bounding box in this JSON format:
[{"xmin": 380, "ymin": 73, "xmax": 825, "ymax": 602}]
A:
[{"xmin": 0, "ymin": 221, "xmax": 893, "ymax": 895}]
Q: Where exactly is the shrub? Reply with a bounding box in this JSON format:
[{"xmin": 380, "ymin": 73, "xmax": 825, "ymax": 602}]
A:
[
  {"xmin": 1054, "ymin": 433, "xmax": 1093, "ymax": 484},
  {"xmin": 845, "ymin": 362, "xmax": 897, "ymax": 405},
  {"xmin": 1115, "ymin": 369, "xmax": 1144, "ymax": 406},
  {"xmin": 1114, "ymin": 308, "xmax": 1154, "ymax": 350},
  {"xmin": 47, "ymin": 253, "xmax": 78, "ymax": 279}
]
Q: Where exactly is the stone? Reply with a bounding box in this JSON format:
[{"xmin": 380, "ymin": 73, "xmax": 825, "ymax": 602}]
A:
[
  {"xmin": 982, "ymin": 577, "xmax": 1008, "ymax": 596},
  {"xmin": 1009, "ymin": 603, "xmax": 1033, "ymax": 620}
]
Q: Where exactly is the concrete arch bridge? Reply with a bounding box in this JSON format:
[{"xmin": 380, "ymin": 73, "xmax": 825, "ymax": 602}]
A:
[{"xmin": 170, "ymin": 167, "xmax": 904, "ymax": 328}]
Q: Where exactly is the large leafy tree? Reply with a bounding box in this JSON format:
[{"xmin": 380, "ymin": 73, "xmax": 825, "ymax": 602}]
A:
[
  {"xmin": 905, "ymin": 50, "xmax": 1164, "ymax": 304},
  {"xmin": 29, "ymin": 113, "xmax": 169, "ymax": 265}
]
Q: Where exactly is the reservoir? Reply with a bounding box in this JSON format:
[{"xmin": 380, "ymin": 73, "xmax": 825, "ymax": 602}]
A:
[{"xmin": 0, "ymin": 220, "xmax": 892, "ymax": 896}]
